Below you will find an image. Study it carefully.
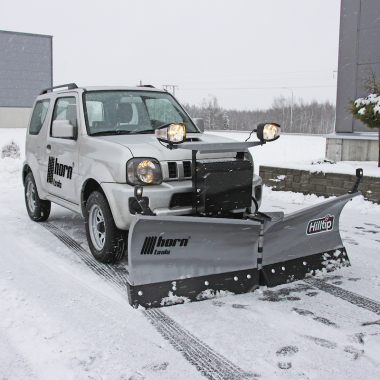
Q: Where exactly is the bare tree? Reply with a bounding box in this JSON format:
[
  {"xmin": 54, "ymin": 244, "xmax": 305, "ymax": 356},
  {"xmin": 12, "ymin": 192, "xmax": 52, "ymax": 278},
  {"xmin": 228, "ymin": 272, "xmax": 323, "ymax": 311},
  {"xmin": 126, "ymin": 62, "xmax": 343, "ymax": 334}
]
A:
[{"xmin": 183, "ymin": 95, "xmax": 335, "ymax": 135}]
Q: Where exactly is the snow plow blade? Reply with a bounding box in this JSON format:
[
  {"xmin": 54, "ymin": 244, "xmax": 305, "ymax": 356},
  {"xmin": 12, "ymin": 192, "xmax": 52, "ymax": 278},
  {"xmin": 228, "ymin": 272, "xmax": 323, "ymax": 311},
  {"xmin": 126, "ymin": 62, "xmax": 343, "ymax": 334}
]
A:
[
  {"xmin": 126, "ymin": 216, "xmax": 262, "ymax": 307},
  {"xmin": 126, "ymin": 192, "xmax": 361, "ymax": 308},
  {"xmin": 259, "ymin": 192, "xmax": 359, "ymax": 287}
]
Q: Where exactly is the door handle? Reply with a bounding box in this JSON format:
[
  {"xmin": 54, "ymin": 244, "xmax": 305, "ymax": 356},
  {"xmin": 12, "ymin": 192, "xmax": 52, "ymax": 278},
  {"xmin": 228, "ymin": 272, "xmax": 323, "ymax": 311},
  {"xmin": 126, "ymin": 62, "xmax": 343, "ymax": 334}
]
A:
[{"xmin": 46, "ymin": 144, "xmax": 51, "ymax": 150}]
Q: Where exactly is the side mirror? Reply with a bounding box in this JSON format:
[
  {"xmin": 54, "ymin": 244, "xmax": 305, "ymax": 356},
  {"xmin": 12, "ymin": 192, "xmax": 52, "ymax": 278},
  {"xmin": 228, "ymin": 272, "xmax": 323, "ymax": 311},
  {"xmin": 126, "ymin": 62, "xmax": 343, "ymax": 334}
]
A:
[
  {"xmin": 193, "ymin": 118, "xmax": 204, "ymax": 133},
  {"xmin": 51, "ymin": 120, "xmax": 75, "ymax": 138}
]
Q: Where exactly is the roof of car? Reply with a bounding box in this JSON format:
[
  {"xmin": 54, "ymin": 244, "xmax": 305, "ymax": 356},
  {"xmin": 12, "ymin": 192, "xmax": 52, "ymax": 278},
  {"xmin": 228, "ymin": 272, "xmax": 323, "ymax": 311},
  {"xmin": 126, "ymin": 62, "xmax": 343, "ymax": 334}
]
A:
[
  {"xmin": 82, "ymin": 86, "xmax": 164, "ymax": 92},
  {"xmin": 39, "ymin": 84, "xmax": 166, "ymax": 96}
]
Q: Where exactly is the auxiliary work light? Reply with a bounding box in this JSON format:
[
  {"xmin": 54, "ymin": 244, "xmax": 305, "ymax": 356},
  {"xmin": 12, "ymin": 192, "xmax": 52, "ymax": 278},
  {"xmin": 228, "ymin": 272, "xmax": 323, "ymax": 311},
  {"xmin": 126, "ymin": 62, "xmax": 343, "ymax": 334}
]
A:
[
  {"xmin": 155, "ymin": 123, "xmax": 186, "ymax": 145},
  {"xmin": 256, "ymin": 123, "xmax": 281, "ymax": 143}
]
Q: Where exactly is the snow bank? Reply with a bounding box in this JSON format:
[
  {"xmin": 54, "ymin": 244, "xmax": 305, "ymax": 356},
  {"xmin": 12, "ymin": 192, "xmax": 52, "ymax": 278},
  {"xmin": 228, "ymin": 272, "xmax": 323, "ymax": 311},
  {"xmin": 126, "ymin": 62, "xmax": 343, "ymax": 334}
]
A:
[
  {"xmin": 0, "ymin": 129, "xmax": 26, "ymax": 189},
  {"xmin": 0, "ymin": 157, "xmax": 23, "ymax": 189}
]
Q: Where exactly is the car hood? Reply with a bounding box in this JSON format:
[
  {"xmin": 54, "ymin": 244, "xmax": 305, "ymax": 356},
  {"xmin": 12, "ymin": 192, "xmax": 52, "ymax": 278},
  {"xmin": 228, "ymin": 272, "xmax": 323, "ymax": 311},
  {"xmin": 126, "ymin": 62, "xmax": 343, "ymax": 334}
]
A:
[{"xmin": 95, "ymin": 133, "xmax": 240, "ymax": 161}]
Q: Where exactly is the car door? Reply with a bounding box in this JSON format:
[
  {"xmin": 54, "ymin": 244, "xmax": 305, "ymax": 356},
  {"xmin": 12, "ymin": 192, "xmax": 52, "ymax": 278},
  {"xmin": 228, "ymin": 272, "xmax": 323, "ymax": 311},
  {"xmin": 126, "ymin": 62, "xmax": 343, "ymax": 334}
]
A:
[{"xmin": 42, "ymin": 94, "xmax": 80, "ymax": 205}]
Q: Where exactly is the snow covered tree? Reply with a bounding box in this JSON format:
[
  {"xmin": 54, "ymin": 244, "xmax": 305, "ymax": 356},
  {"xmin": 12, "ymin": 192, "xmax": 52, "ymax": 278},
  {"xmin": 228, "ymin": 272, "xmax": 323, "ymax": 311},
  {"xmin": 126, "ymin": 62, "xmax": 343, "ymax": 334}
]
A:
[
  {"xmin": 348, "ymin": 65, "xmax": 380, "ymax": 167},
  {"xmin": 222, "ymin": 112, "xmax": 229, "ymax": 130}
]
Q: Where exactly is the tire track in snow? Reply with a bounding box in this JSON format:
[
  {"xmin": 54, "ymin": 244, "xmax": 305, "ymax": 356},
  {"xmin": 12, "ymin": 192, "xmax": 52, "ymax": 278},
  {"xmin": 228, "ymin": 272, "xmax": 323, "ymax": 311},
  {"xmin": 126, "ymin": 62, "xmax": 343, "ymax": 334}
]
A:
[
  {"xmin": 304, "ymin": 278, "xmax": 380, "ymax": 315},
  {"xmin": 144, "ymin": 309, "xmax": 258, "ymax": 380},
  {"xmin": 42, "ymin": 222, "xmax": 258, "ymax": 380},
  {"xmin": 40, "ymin": 222, "xmax": 129, "ymax": 294}
]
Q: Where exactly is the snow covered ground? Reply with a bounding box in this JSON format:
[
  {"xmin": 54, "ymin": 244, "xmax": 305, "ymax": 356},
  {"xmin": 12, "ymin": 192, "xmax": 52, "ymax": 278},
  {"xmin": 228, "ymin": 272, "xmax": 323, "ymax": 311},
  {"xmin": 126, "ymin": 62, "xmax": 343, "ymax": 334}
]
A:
[{"xmin": 1, "ymin": 129, "xmax": 380, "ymax": 380}]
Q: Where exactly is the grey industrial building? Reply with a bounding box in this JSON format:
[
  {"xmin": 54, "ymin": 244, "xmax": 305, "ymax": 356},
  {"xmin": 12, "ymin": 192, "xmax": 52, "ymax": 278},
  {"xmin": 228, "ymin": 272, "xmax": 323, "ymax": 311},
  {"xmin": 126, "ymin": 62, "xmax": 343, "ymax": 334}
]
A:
[
  {"xmin": 0, "ymin": 30, "xmax": 52, "ymax": 128},
  {"xmin": 326, "ymin": 0, "xmax": 379, "ymax": 161}
]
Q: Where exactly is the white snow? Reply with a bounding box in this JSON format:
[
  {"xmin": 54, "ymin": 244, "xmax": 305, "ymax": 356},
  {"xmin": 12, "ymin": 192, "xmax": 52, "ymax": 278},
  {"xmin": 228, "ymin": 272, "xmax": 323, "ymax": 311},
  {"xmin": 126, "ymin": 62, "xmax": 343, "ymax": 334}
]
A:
[
  {"xmin": 355, "ymin": 93, "xmax": 380, "ymax": 115},
  {"xmin": 355, "ymin": 93, "xmax": 380, "ymax": 109},
  {"xmin": 1, "ymin": 128, "xmax": 380, "ymax": 379}
]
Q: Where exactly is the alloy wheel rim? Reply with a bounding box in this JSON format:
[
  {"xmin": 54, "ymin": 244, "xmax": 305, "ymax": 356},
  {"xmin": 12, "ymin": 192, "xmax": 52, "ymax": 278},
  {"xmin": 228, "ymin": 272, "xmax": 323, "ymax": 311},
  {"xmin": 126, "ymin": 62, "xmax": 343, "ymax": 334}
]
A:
[
  {"xmin": 26, "ymin": 181, "xmax": 36, "ymax": 213},
  {"xmin": 89, "ymin": 204, "xmax": 106, "ymax": 251}
]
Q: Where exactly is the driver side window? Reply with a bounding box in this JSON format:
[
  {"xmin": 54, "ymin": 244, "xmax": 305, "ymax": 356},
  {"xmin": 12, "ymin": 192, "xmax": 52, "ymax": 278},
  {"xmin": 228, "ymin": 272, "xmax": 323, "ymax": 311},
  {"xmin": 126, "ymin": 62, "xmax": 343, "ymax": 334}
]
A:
[{"xmin": 51, "ymin": 97, "xmax": 77, "ymax": 138}]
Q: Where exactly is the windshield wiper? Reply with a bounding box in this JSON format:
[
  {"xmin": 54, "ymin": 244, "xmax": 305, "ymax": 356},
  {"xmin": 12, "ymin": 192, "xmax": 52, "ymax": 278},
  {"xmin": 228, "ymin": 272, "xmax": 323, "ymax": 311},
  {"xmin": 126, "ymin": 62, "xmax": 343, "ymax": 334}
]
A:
[
  {"xmin": 90, "ymin": 130, "xmax": 133, "ymax": 136},
  {"xmin": 90, "ymin": 129, "xmax": 155, "ymax": 137},
  {"xmin": 132, "ymin": 129, "xmax": 155, "ymax": 134}
]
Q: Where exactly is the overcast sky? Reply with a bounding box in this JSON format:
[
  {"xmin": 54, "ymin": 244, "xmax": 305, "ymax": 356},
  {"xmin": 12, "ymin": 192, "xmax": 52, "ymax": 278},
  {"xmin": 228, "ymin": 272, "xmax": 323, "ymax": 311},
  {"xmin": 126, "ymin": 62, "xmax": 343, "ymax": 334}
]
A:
[{"xmin": 2, "ymin": 0, "xmax": 341, "ymax": 110}]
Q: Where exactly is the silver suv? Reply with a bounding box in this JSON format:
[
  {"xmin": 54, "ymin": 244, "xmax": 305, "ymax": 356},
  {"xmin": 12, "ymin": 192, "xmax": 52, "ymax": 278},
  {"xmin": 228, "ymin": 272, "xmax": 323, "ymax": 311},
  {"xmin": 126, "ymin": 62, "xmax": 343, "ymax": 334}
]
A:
[{"xmin": 23, "ymin": 84, "xmax": 263, "ymax": 263}]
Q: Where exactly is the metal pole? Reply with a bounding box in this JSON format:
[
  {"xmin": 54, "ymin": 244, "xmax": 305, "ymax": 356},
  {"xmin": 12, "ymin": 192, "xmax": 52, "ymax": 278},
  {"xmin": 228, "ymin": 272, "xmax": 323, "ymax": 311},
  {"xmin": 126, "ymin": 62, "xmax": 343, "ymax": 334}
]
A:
[
  {"xmin": 283, "ymin": 88, "xmax": 293, "ymax": 132},
  {"xmin": 162, "ymin": 85, "xmax": 178, "ymax": 96}
]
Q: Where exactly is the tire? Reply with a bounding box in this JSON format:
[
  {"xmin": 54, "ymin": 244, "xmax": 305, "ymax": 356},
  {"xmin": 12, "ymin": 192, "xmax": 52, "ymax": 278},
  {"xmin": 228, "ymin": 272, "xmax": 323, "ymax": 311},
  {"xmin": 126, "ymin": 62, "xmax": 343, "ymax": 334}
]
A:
[
  {"xmin": 24, "ymin": 172, "xmax": 51, "ymax": 222},
  {"xmin": 85, "ymin": 191, "xmax": 126, "ymax": 264}
]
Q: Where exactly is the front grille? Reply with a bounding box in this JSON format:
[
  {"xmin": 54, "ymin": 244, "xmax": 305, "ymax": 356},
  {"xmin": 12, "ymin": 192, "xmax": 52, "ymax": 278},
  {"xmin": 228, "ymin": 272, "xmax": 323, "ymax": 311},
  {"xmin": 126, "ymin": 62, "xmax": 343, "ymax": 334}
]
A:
[
  {"xmin": 169, "ymin": 192, "xmax": 192, "ymax": 209},
  {"xmin": 168, "ymin": 162, "xmax": 177, "ymax": 178},
  {"xmin": 183, "ymin": 161, "xmax": 191, "ymax": 177}
]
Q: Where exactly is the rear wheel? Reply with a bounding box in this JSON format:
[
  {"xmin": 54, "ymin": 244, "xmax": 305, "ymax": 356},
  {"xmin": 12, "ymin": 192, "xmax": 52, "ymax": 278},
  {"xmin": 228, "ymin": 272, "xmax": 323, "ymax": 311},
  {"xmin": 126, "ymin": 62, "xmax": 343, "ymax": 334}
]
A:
[
  {"xmin": 24, "ymin": 172, "xmax": 51, "ymax": 221},
  {"xmin": 85, "ymin": 191, "xmax": 126, "ymax": 264}
]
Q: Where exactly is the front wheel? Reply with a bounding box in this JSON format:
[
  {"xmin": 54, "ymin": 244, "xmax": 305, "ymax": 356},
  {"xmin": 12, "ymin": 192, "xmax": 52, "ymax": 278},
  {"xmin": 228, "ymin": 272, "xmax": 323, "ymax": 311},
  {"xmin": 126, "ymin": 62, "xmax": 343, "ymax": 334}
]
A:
[
  {"xmin": 24, "ymin": 172, "xmax": 51, "ymax": 221},
  {"xmin": 85, "ymin": 191, "xmax": 126, "ymax": 264}
]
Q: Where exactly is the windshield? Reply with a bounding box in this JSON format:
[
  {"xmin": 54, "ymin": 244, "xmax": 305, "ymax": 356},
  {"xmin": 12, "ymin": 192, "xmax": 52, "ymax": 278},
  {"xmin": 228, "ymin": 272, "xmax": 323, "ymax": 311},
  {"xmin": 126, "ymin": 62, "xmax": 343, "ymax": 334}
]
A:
[{"xmin": 83, "ymin": 90, "xmax": 198, "ymax": 136}]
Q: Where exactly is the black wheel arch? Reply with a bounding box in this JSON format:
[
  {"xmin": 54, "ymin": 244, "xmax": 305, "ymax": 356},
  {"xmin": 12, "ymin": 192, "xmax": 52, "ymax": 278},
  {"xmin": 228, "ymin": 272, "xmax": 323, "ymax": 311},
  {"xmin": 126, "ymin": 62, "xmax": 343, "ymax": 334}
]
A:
[
  {"xmin": 22, "ymin": 164, "xmax": 32, "ymax": 186},
  {"xmin": 81, "ymin": 178, "xmax": 106, "ymax": 216}
]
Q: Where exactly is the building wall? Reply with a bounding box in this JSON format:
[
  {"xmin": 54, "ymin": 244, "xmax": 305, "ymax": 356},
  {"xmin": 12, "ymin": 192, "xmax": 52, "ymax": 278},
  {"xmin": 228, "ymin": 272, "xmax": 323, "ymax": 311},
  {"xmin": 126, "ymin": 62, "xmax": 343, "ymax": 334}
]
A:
[
  {"xmin": 326, "ymin": 135, "xmax": 378, "ymax": 161},
  {"xmin": 0, "ymin": 30, "xmax": 52, "ymax": 128},
  {"xmin": 0, "ymin": 107, "xmax": 32, "ymax": 129},
  {"xmin": 335, "ymin": 0, "xmax": 380, "ymax": 133}
]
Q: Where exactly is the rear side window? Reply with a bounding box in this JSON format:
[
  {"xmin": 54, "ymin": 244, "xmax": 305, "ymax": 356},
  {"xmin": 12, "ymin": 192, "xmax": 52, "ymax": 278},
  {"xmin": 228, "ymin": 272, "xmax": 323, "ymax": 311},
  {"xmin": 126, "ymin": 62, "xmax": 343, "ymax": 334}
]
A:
[{"xmin": 29, "ymin": 100, "xmax": 50, "ymax": 135}]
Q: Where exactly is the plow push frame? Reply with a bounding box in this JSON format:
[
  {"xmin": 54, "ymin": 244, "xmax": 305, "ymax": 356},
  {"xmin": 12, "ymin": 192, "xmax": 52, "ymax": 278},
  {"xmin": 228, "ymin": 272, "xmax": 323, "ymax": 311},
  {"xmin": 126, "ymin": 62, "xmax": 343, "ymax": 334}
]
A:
[{"xmin": 126, "ymin": 127, "xmax": 364, "ymax": 308}]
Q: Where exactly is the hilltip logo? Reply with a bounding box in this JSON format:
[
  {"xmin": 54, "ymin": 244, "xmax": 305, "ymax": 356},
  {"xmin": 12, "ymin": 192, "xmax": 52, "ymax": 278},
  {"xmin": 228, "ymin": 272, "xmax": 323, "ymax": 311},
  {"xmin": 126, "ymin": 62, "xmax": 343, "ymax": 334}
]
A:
[
  {"xmin": 141, "ymin": 236, "xmax": 189, "ymax": 255},
  {"xmin": 47, "ymin": 156, "xmax": 73, "ymax": 188},
  {"xmin": 306, "ymin": 214, "xmax": 335, "ymax": 235}
]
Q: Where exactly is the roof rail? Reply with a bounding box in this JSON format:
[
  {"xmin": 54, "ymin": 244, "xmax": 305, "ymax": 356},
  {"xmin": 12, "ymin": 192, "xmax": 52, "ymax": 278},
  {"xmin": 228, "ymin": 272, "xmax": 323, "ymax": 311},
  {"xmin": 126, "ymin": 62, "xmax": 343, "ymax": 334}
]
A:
[
  {"xmin": 137, "ymin": 85, "xmax": 155, "ymax": 88},
  {"xmin": 39, "ymin": 83, "xmax": 78, "ymax": 95}
]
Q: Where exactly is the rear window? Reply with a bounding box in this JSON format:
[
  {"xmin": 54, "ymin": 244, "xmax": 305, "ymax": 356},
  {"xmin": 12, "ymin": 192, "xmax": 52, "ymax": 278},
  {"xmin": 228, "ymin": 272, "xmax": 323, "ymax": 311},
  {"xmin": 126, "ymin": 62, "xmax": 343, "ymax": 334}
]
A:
[{"xmin": 29, "ymin": 100, "xmax": 50, "ymax": 135}]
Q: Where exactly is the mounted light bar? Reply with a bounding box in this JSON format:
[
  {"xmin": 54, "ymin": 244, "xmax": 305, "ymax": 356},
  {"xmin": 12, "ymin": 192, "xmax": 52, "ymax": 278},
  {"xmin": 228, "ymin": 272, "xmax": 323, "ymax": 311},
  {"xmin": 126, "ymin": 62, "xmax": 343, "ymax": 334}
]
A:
[{"xmin": 155, "ymin": 123, "xmax": 186, "ymax": 145}]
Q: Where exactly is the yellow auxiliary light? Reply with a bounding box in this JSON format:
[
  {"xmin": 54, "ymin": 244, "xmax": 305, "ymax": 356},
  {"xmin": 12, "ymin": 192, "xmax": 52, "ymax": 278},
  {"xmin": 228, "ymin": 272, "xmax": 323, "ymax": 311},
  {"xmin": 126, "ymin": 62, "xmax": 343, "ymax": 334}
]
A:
[
  {"xmin": 155, "ymin": 123, "xmax": 186, "ymax": 144},
  {"xmin": 263, "ymin": 123, "xmax": 280, "ymax": 141},
  {"xmin": 256, "ymin": 123, "xmax": 281, "ymax": 143}
]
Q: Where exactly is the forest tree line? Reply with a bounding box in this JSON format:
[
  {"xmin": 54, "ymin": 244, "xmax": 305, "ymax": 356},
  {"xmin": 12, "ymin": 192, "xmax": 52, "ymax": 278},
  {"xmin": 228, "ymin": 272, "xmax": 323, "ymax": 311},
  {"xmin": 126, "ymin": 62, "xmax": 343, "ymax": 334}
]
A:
[{"xmin": 183, "ymin": 95, "xmax": 336, "ymax": 134}]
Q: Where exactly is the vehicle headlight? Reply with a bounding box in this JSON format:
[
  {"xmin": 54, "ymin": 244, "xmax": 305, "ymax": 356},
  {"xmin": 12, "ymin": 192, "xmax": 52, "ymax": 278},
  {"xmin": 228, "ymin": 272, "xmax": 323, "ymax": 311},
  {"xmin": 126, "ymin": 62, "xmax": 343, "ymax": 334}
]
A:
[
  {"xmin": 127, "ymin": 158, "xmax": 162, "ymax": 185},
  {"xmin": 155, "ymin": 123, "xmax": 186, "ymax": 144},
  {"xmin": 256, "ymin": 123, "xmax": 281, "ymax": 143}
]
